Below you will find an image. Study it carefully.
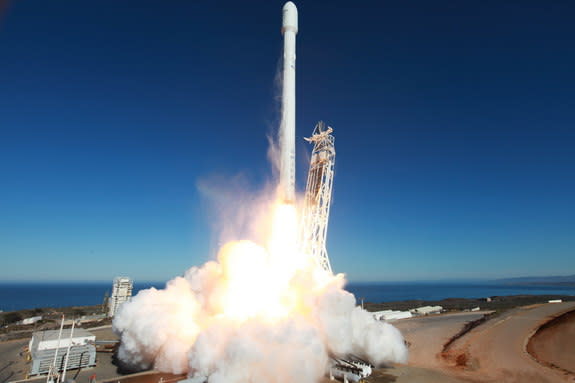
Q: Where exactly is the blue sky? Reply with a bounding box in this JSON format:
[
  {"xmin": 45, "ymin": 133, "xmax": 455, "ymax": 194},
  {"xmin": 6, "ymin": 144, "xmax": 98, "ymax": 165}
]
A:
[{"xmin": 0, "ymin": 1, "xmax": 573, "ymax": 282}]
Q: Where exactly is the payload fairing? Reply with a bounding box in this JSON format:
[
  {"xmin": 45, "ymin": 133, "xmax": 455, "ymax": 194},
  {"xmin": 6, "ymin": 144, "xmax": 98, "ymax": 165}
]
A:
[{"xmin": 279, "ymin": 1, "xmax": 298, "ymax": 203}]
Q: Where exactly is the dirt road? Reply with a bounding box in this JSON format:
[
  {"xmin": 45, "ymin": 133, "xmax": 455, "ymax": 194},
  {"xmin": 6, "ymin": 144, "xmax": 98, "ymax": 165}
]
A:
[{"xmin": 445, "ymin": 302, "xmax": 575, "ymax": 383}]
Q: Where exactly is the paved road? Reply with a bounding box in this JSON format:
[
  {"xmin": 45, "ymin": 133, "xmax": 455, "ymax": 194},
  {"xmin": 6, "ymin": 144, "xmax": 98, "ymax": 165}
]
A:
[
  {"xmin": 446, "ymin": 302, "xmax": 575, "ymax": 383},
  {"xmin": 0, "ymin": 339, "xmax": 29, "ymax": 383}
]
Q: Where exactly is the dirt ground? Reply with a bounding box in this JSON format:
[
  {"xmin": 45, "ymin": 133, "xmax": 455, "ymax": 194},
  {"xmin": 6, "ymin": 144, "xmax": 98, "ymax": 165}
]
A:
[
  {"xmin": 443, "ymin": 302, "xmax": 575, "ymax": 383},
  {"xmin": 394, "ymin": 311, "xmax": 488, "ymax": 370},
  {"xmin": 375, "ymin": 303, "xmax": 575, "ymax": 383},
  {"xmin": 3, "ymin": 304, "xmax": 575, "ymax": 383},
  {"xmin": 528, "ymin": 308, "xmax": 575, "ymax": 375}
]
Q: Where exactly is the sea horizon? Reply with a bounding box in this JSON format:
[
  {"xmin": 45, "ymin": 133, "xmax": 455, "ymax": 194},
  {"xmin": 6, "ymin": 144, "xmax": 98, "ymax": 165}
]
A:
[
  {"xmin": 1, "ymin": 279, "xmax": 574, "ymax": 313},
  {"xmin": 2, "ymin": 273, "xmax": 574, "ymax": 285}
]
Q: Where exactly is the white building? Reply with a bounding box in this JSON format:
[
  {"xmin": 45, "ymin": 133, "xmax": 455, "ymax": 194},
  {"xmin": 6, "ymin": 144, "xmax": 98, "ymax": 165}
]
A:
[
  {"xmin": 411, "ymin": 305, "xmax": 443, "ymax": 316},
  {"xmin": 19, "ymin": 316, "xmax": 43, "ymax": 325},
  {"xmin": 29, "ymin": 328, "xmax": 95, "ymax": 351},
  {"xmin": 29, "ymin": 329, "xmax": 96, "ymax": 376},
  {"xmin": 372, "ymin": 310, "xmax": 412, "ymax": 321},
  {"xmin": 108, "ymin": 277, "xmax": 133, "ymax": 317}
]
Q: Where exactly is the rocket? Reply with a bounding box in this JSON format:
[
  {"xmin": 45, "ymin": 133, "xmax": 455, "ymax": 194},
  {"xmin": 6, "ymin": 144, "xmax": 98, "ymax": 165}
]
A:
[{"xmin": 279, "ymin": 1, "xmax": 298, "ymax": 203}]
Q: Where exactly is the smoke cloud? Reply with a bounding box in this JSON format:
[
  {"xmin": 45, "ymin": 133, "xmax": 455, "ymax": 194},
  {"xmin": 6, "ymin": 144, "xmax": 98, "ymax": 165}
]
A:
[{"xmin": 113, "ymin": 198, "xmax": 408, "ymax": 383}]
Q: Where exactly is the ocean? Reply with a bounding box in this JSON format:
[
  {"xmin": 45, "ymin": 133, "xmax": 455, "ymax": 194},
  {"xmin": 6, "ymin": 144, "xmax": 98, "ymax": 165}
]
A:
[{"xmin": 0, "ymin": 281, "xmax": 574, "ymax": 312}]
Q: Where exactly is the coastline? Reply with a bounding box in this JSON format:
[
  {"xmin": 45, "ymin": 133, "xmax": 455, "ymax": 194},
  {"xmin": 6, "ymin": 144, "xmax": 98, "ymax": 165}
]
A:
[{"xmin": 2, "ymin": 280, "xmax": 574, "ymax": 313}]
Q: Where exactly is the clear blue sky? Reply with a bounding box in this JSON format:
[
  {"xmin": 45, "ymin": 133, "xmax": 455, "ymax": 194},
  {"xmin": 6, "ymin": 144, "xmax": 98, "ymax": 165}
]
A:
[{"xmin": 1, "ymin": 1, "xmax": 573, "ymax": 282}]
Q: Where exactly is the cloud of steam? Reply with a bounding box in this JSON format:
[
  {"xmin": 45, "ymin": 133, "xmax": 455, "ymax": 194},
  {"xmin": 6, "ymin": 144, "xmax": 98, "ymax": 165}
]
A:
[
  {"xmin": 113, "ymin": 199, "xmax": 408, "ymax": 383},
  {"xmin": 196, "ymin": 174, "xmax": 276, "ymax": 246},
  {"xmin": 114, "ymin": 41, "xmax": 407, "ymax": 381}
]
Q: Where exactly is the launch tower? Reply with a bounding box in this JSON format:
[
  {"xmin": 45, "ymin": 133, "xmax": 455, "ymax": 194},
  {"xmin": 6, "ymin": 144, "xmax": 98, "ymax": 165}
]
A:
[
  {"xmin": 278, "ymin": 3, "xmax": 336, "ymax": 273},
  {"xmin": 301, "ymin": 121, "xmax": 336, "ymax": 273},
  {"xmin": 108, "ymin": 277, "xmax": 133, "ymax": 317}
]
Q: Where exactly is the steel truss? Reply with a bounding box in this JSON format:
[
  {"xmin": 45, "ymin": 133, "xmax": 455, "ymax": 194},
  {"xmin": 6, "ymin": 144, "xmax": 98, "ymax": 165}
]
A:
[{"xmin": 301, "ymin": 121, "xmax": 335, "ymax": 273}]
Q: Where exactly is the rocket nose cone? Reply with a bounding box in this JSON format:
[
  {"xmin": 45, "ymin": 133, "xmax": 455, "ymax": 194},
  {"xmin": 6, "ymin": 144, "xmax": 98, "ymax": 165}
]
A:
[
  {"xmin": 283, "ymin": 1, "xmax": 297, "ymax": 11},
  {"xmin": 282, "ymin": 1, "xmax": 298, "ymax": 34}
]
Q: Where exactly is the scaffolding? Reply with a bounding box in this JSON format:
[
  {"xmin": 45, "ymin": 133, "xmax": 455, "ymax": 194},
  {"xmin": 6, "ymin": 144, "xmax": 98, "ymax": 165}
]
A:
[{"xmin": 301, "ymin": 121, "xmax": 335, "ymax": 273}]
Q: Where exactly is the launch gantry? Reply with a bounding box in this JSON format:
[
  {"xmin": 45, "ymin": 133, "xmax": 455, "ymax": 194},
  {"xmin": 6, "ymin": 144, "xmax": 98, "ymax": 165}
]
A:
[{"xmin": 301, "ymin": 121, "xmax": 335, "ymax": 273}]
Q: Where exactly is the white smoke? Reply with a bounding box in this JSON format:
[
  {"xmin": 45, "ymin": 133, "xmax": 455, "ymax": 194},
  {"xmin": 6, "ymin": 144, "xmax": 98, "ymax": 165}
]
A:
[
  {"xmin": 113, "ymin": 224, "xmax": 408, "ymax": 382},
  {"xmin": 113, "ymin": 2, "xmax": 408, "ymax": 376}
]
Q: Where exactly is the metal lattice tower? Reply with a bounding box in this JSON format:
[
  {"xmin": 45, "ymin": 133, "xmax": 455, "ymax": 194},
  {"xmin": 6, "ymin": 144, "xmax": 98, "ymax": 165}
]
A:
[{"xmin": 301, "ymin": 121, "xmax": 335, "ymax": 273}]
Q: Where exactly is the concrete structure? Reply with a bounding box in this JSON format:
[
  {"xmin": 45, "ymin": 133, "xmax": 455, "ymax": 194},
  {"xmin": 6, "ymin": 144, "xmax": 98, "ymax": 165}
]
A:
[
  {"xmin": 411, "ymin": 306, "xmax": 443, "ymax": 316},
  {"xmin": 279, "ymin": 1, "xmax": 298, "ymax": 203},
  {"xmin": 372, "ymin": 310, "xmax": 413, "ymax": 321},
  {"xmin": 77, "ymin": 313, "xmax": 107, "ymax": 324},
  {"xmin": 301, "ymin": 122, "xmax": 336, "ymax": 273},
  {"xmin": 29, "ymin": 329, "xmax": 95, "ymax": 351},
  {"xmin": 108, "ymin": 277, "xmax": 133, "ymax": 317},
  {"xmin": 29, "ymin": 329, "xmax": 96, "ymax": 376},
  {"xmin": 18, "ymin": 315, "xmax": 42, "ymax": 325}
]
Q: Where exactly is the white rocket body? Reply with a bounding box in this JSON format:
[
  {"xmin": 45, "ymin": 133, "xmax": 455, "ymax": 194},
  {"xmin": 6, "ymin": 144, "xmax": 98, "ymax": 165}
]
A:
[{"xmin": 280, "ymin": 1, "xmax": 298, "ymax": 203}]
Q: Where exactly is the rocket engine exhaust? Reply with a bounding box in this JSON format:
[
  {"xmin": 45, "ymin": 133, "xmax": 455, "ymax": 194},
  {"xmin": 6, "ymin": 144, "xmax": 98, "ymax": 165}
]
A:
[
  {"xmin": 279, "ymin": 1, "xmax": 298, "ymax": 203},
  {"xmin": 112, "ymin": 4, "xmax": 409, "ymax": 382}
]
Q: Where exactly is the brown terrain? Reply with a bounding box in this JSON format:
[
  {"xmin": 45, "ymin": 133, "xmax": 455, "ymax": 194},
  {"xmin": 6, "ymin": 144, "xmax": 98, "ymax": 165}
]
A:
[
  {"xmin": 372, "ymin": 302, "xmax": 575, "ymax": 383},
  {"xmin": 439, "ymin": 302, "xmax": 575, "ymax": 383},
  {"xmin": 2, "ymin": 300, "xmax": 575, "ymax": 383},
  {"xmin": 527, "ymin": 308, "xmax": 575, "ymax": 376}
]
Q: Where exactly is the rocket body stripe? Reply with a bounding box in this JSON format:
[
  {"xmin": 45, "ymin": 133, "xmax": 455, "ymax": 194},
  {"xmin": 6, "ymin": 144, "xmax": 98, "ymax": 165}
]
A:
[{"xmin": 280, "ymin": 2, "xmax": 298, "ymax": 203}]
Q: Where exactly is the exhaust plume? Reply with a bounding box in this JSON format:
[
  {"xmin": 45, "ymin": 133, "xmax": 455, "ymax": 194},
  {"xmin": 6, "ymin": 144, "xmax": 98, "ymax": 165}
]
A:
[
  {"xmin": 113, "ymin": 199, "xmax": 408, "ymax": 383},
  {"xmin": 113, "ymin": 3, "xmax": 407, "ymax": 380}
]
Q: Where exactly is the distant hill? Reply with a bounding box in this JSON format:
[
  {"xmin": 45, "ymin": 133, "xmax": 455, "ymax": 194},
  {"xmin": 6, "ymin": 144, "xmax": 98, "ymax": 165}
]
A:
[{"xmin": 495, "ymin": 275, "xmax": 575, "ymax": 286}]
